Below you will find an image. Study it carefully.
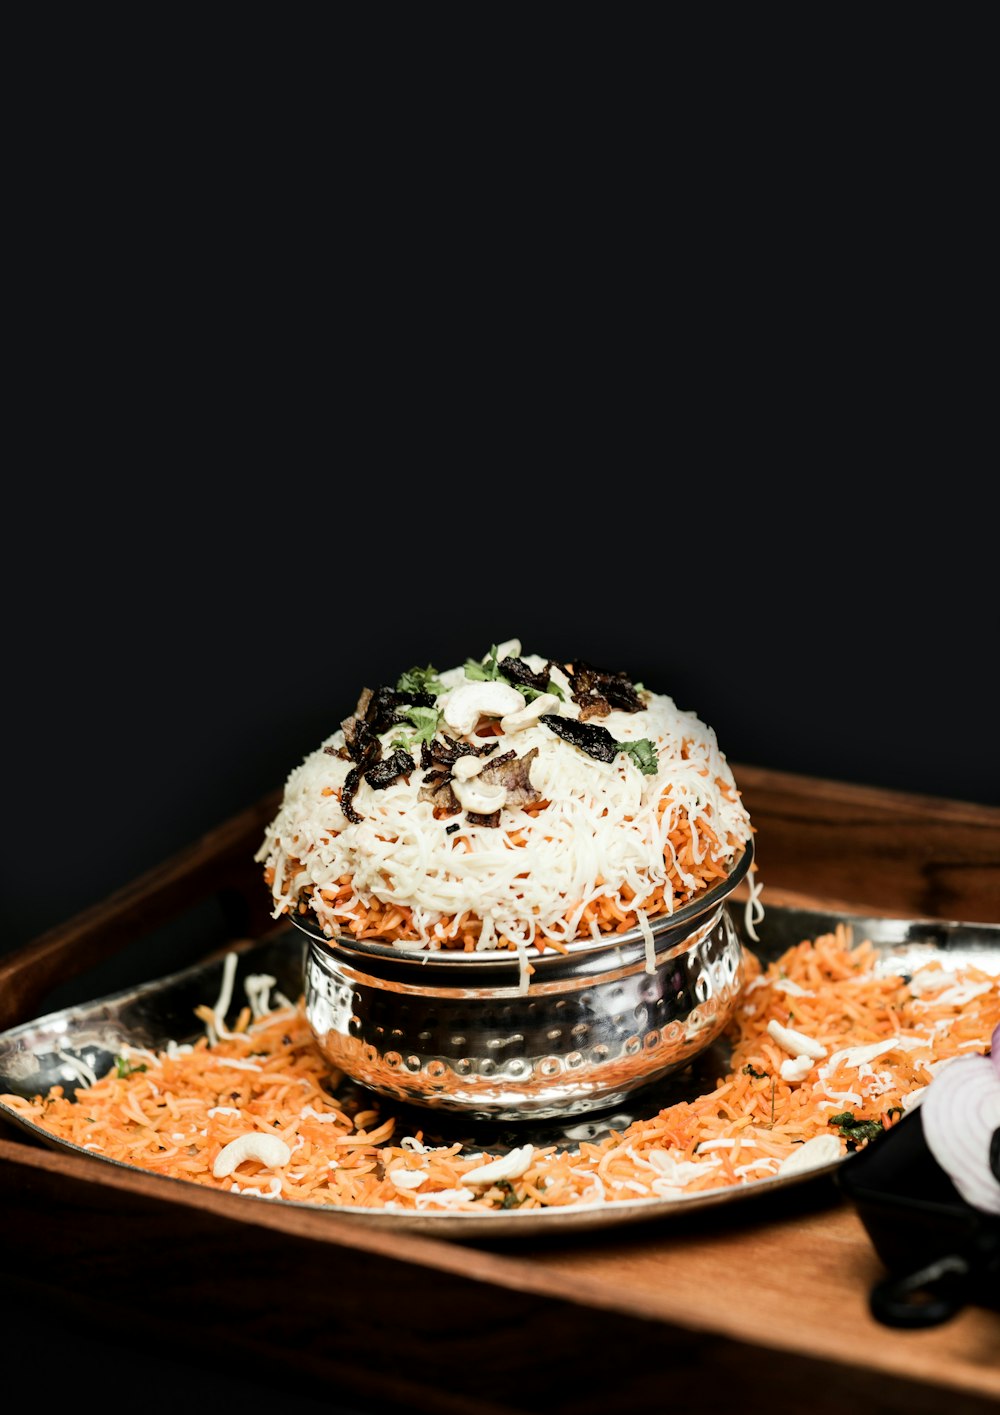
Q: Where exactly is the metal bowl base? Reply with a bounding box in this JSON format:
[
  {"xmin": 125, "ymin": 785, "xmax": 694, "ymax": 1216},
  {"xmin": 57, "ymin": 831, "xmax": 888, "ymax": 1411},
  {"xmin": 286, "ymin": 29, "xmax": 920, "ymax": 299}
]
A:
[{"xmin": 305, "ymin": 905, "xmax": 745, "ymax": 1121}]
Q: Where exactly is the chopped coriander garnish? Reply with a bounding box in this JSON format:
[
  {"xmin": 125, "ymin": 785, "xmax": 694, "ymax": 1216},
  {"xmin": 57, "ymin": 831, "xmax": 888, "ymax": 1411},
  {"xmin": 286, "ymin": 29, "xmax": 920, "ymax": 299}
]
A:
[
  {"xmin": 467, "ymin": 648, "xmax": 566, "ymax": 703},
  {"xmin": 464, "ymin": 645, "xmax": 501, "ymax": 681},
  {"xmin": 521, "ymin": 680, "xmax": 566, "ymax": 703},
  {"xmin": 115, "ymin": 1056, "xmax": 147, "ymax": 1079},
  {"xmin": 619, "ymin": 738, "xmax": 659, "ymax": 775},
  {"xmin": 400, "ymin": 705, "xmax": 441, "ymax": 745},
  {"xmin": 396, "ymin": 664, "xmax": 443, "ymax": 696},
  {"xmin": 742, "ymin": 1063, "xmax": 767, "ymax": 1080},
  {"xmin": 828, "ymin": 1111, "xmax": 885, "ymax": 1146},
  {"xmin": 496, "ymin": 1180, "xmax": 523, "ymax": 1209}
]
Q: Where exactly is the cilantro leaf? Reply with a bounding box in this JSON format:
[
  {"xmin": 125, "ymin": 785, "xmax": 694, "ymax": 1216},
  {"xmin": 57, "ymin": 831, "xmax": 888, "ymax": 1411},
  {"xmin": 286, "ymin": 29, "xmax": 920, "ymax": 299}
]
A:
[
  {"xmin": 496, "ymin": 1180, "xmax": 523, "ymax": 1209},
  {"xmin": 396, "ymin": 665, "xmax": 443, "ymax": 697},
  {"xmin": 520, "ymin": 680, "xmax": 566, "ymax": 703},
  {"xmin": 400, "ymin": 705, "xmax": 441, "ymax": 745},
  {"xmin": 115, "ymin": 1056, "xmax": 148, "ymax": 1079},
  {"xmin": 742, "ymin": 1064, "xmax": 767, "ymax": 1080},
  {"xmin": 619, "ymin": 739, "xmax": 659, "ymax": 775},
  {"xmin": 464, "ymin": 645, "xmax": 502, "ymax": 681},
  {"xmin": 828, "ymin": 1111, "xmax": 884, "ymax": 1147}
]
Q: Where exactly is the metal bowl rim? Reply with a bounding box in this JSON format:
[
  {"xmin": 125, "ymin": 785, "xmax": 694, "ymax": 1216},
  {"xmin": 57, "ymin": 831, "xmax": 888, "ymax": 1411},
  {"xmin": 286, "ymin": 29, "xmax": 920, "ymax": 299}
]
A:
[{"xmin": 291, "ymin": 836, "xmax": 753, "ymax": 970}]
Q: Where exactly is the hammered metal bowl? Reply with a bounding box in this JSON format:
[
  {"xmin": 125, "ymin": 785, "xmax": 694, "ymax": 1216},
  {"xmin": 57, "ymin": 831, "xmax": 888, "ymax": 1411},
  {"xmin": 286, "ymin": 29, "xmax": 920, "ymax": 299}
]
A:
[{"xmin": 297, "ymin": 840, "xmax": 753, "ymax": 1121}]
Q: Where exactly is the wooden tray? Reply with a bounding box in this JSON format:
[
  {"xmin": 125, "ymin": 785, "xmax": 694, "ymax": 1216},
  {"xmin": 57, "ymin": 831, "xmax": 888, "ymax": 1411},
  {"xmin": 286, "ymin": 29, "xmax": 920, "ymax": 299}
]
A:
[{"xmin": 2, "ymin": 764, "xmax": 999, "ymax": 1415}]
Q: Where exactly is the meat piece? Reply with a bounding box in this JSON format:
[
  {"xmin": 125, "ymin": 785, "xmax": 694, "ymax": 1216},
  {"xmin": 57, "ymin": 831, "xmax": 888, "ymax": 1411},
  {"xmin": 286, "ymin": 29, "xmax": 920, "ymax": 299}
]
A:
[
  {"xmin": 478, "ymin": 749, "xmax": 516, "ymax": 775},
  {"xmin": 479, "ymin": 748, "xmax": 540, "ymax": 807},
  {"xmin": 418, "ymin": 776, "xmax": 461, "ymax": 815}
]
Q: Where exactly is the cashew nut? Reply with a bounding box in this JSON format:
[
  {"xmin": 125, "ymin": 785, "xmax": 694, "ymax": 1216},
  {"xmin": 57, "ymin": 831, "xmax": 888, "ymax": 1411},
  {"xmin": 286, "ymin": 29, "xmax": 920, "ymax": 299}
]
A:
[
  {"xmin": 387, "ymin": 1166, "xmax": 428, "ymax": 1190},
  {"xmin": 462, "ymin": 1144, "xmax": 533, "ymax": 1185},
  {"xmin": 779, "ymin": 1054, "xmax": 815, "ymax": 1084},
  {"xmin": 452, "ymin": 777, "xmax": 507, "ymax": 814},
  {"xmin": 500, "ymin": 691, "xmax": 561, "ymax": 734},
  {"xmin": 442, "ymin": 681, "xmax": 524, "ymax": 736},
  {"xmin": 776, "ymin": 1134, "xmax": 842, "ymax": 1175},
  {"xmin": 766, "ymin": 1019, "xmax": 827, "ymax": 1060},
  {"xmin": 452, "ymin": 755, "xmax": 485, "ymax": 781},
  {"xmin": 212, "ymin": 1131, "xmax": 292, "ymax": 1179}
]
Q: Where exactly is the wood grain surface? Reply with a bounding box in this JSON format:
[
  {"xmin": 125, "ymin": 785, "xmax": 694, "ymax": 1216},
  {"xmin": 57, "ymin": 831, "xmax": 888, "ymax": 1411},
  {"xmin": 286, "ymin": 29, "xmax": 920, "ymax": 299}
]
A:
[{"xmin": 1, "ymin": 766, "xmax": 998, "ymax": 1414}]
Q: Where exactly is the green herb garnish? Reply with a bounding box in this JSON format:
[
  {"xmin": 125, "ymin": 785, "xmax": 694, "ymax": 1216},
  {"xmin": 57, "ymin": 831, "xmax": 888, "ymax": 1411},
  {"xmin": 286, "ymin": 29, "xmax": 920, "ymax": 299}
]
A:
[
  {"xmin": 619, "ymin": 739, "xmax": 659, "ymax": 775},
  {"xmin": 465, "ymin": 647, "xmax": 567, "ymax": 706},
  {"xmin": 521, "ymin": 679, "xmax": 566, "ymax": 703},
  {"xmin": 464, "ymin": 645, "xmax": 502, "ymax": 681},
  {"xmin": 396, "ymin": 664, "xmax": 443, "ymax": 696},
  {"xmin": 496, "ymin": 1180, "xmax": 523, "ymax": 1209},
  {"xmin": 399, "ymin": 705, "xmax": 441, "ymax": 745},
  {"xmin": 115, "ymin": 1056, "xmax": 147, "ymax": 1079},
  {"xmin": 828, "ymin": 1111, "xmax": 885, "ymax": 1147},
  {"xmin": 742, "ymin": 1064, "xmax": 767, "ymax": 1080}
]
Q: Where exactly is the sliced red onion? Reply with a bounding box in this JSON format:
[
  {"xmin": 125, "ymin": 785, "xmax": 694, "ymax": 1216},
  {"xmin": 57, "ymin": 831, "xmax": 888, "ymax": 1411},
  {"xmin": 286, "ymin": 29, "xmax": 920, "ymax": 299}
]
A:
[{"xmin": 921, "ymin": 1051, "xmax": 1000, "ymax": 1215}]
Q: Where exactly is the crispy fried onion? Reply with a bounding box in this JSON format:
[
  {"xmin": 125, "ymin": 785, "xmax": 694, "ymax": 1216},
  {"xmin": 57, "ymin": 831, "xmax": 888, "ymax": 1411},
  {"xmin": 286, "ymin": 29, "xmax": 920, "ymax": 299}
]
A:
[
  {"xmin": 568, "ymin": 660, "xmax": 643, "ymax": 719},
  {"xmin": 337, "ymin": 686, "xmax": 434, "ymax": 822}
]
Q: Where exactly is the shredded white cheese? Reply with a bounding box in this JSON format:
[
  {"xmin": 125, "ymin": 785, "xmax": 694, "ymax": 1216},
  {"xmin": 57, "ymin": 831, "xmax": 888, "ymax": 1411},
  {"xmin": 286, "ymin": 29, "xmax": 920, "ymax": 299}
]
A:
[
  {"xmin": 205, "ymin": 951, "xmax": 240, "ymax": 1043},
  {"xmin": 245, "ymin": 973, "xmax": 278, "ymax": 1019},
  {"xmin": 56, "ymin": 1050, "xmax": 98, "ymax": 1088},
  {"xmin": 636, "ymin": 907, "xmax": 656, "ymax": 975},
  {"xmin": 772, "ymin": 977, "xmax": 813, "ymax": 998}
]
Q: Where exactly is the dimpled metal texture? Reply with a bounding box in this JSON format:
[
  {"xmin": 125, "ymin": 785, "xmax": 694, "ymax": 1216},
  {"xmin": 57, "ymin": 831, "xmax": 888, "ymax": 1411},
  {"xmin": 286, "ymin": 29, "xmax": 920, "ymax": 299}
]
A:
[{"xmin": 304, "ymin": 903, "xmax": 746, "ymax": 1120}]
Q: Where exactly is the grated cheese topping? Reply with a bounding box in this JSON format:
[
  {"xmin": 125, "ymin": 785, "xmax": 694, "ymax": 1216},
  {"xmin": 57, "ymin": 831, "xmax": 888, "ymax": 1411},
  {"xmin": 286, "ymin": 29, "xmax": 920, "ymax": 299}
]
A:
[{"xmin": 256, "ymin": 649, "xmax": 752, "ymax": 953}]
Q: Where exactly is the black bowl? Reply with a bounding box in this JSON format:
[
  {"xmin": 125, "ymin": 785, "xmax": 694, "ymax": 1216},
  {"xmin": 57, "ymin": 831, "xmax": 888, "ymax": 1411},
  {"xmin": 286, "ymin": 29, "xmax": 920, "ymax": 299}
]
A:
[{"xmin": 835, "ymin": 1107, "xmax": 1000, "ymax": 1328}]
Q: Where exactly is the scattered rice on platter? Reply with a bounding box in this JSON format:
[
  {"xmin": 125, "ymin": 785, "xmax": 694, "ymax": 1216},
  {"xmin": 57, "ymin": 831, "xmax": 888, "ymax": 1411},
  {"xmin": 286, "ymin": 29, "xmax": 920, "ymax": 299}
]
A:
[{"xmin": 5, "ymin": 925, "xmax": 996, "ymax": 1214}]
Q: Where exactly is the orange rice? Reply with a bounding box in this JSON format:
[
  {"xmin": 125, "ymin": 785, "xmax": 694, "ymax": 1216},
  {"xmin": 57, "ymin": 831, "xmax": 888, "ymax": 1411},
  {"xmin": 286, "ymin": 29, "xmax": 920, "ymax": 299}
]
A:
[{"xmin": 5, "ymin": 925, "xmax": 997, "ymax": 1214}]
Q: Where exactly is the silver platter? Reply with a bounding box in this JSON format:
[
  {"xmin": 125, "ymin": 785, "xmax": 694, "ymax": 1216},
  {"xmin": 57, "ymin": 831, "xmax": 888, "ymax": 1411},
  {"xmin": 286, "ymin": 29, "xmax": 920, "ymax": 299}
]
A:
[{"xmin": 0, "ymin": 903, "xmax": 997, "ymax": 1239}]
